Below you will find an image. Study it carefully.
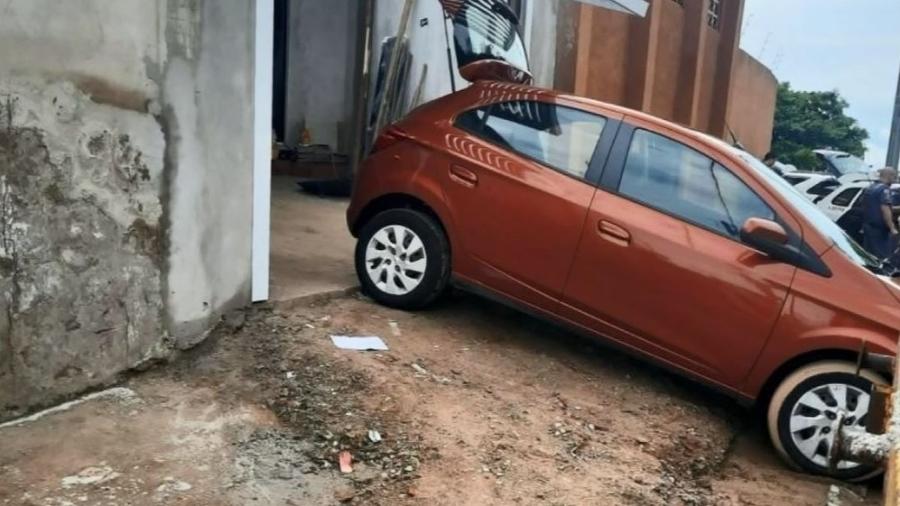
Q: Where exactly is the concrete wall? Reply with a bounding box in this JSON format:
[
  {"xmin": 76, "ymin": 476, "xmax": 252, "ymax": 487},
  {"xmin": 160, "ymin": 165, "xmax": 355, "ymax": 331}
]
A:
[
  {"xmin": 649, "ymin": 0, "xmax": 685, "ymax": 120},
  {"xmin": 283, "ymin": 0, "xmax": 360, "ymax": 151},
  {"xmin": 0, "ymin": 0, "xmax": 254, "ymax": 419},
  {"xmin": 695, "ymin": 29, "xmax": 721, "ymax": 132},
  {"xmin": 524, "ymin": 0, "xmax": 562, "ymax": 89},
  {"xmin": 562, "ymin": 0, "xmax": 774, "ymax": 149},
  {"xmin": 728, "ymin": 50, "xmax": 778, "ymax": 157},
  {"xmin": 577, "ymin": 6, "xmax": 631, "ymax": 104}
]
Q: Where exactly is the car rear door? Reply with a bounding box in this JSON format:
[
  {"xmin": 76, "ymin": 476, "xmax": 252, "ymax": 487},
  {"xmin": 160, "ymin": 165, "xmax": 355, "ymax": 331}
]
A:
[
  {"xmin": 559, "ymin": 121, "xmax": 798, "ymax": 388},
  {"xmin": 442, "ymin": 99, "xmax": 622, "ymax": 309}
]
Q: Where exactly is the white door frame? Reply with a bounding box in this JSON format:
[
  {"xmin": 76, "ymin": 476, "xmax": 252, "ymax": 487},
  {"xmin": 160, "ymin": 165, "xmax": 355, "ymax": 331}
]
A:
[{"xmin": 252, "ymin": 0, "xmax": 274, "ymax": 301}]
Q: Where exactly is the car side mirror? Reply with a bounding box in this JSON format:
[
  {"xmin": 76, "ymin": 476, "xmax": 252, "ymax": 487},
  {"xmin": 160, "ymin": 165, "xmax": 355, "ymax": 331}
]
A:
[
  {"xmin": 740, "ymin": 218, "xmax": 796, "ymax": 263},
  {"xmin": 741, "ymin": 218, "xmax": 788, "ymax": 245}
]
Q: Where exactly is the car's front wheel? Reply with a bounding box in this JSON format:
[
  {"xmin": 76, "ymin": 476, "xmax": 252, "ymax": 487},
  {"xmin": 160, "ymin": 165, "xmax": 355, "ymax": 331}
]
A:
[
  {"xmin": 355, "ymin": 208, "xmax": 450, "ymax": 309},
  {"xmin": 767, "ymin": 360, "xmax": 886, "ymax": 481}
]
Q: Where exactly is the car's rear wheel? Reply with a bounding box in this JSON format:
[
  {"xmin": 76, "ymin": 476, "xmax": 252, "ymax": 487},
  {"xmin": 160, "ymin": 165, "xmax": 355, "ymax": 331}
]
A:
[
  {"xmin": 355, "ymin": 209, "xmax": 450, "ymax": 309},
  {"xmin": 767, "ymin": 360, "xmax": 886, "ymax": 481}
]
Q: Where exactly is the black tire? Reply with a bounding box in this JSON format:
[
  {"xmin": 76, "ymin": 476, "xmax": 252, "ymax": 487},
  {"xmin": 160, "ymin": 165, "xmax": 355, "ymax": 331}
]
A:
[
  {"xmin": 354, "ymin": 209, "xmax": 450, "ymax": 309},
  {"xmin": 767, "ymin": 361, "xmax": 885, "ymax": 482}
]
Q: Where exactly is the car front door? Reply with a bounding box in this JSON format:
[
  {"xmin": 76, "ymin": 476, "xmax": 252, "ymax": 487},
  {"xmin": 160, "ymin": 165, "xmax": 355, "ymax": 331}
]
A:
[
  {"xmin": 559, "ymin": 123, "xmax": 798, "ymax": 388},
  {"xmin": 819, "ymin": 186, "xmax": 862, "ymax": 221},
  {"xmin": 441, "ymin": 99, "xmax": 621, "ymax": 308}
]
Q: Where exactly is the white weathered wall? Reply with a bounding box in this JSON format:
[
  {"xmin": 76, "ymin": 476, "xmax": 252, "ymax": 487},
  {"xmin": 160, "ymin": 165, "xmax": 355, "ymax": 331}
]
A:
[
  {"xmin": 372, "ymin": 0, "xmax": 466, "ymax": 114},
  {"xmin": 162, "ymin": 0, "xmax": 255, "ymax": 344},
  {"xmin": 0, "ymin": 0, "xmax": 255, "ymax": 418}
]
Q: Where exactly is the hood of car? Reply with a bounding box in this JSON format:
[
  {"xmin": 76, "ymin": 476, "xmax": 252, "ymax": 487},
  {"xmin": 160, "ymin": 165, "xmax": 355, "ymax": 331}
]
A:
[{"xmin": 438, "ymin": 0, "xmax": 533, "ymax": 84}]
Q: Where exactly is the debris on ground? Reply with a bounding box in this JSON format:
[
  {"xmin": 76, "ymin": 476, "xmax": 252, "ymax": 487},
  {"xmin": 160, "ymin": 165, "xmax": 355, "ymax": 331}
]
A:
[
  {"xmin": 0, "ymin": 294, "xmax": 882, "ymax": 505},
  {"xmin": 827, "ymin": 484, "xmax": 869, "ymax": 506},
  {"xmin": 339, "ymin": 450, "xmax": 354, "ymax": 473},
  {"xmin": 61, "ymin": 465, "xmax": 122, "ymax": 489},
  {"xmin": 244, "ymin": 306, "xmax": 432, "ymax": 504},
  {"xmin": 331, "ymin": 335, "xmax": 390, "ymax": 351}
]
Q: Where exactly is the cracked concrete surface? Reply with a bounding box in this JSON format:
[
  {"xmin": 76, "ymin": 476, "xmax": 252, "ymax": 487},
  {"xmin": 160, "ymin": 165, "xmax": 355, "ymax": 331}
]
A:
[
  {"xmin": 0, "ymin": 85, "xmax": 166, "ymax": 417},
  {"xmin": 0, "ymin": 0, "xmax": 255, "ymax": 418}
]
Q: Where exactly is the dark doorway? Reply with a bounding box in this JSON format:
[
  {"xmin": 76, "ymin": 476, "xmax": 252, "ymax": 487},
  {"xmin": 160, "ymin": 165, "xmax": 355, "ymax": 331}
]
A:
[{"xmin": 272, "ymin": 0, "xmax": 289, "ymax": 142}]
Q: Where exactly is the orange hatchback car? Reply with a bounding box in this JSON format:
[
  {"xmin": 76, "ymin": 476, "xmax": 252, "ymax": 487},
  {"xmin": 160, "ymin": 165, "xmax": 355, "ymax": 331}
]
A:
[{"xmin": 347, "ymin": 81, "xmax": 900, "ymax": 480}]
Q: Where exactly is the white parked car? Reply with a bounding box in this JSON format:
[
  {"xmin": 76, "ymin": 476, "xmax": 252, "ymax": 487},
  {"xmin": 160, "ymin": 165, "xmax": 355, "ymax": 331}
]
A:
[
  {"xmin": 813, "ymin": 149, "xmax": 875, "ymax": 180},
  {"xmin": 783, "ymin": 172, "xmax": 841, "ymax": 202},
  {"xmin": 772, "ymin": 161, "xmax": 797, "ymax": 173},
  {"xmin": 814, "ymin": 181, "xmax": 900, "ymax": 244},
  {"xmin": 779, "ymin": 151, "xmax": 883, "ymax": 244},
  {"xmin": 816, "ymin": 181, "xmax": 871, "ymax": 221}
]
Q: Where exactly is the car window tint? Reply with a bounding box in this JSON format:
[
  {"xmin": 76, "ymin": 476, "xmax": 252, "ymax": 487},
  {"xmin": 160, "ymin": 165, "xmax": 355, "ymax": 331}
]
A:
[
  {"xmin": 832, "ymin": 188, "xmax": 861, "ymax": 207},
  {"xmin": 455, "ymin": 108, "xmax": 487, "ymax": 133},
  {"xmin": 784, "ymin": 175, "xmax": 806, "ymax": 186},
  {"xmin": 472, "ymin": 101, "xmax": 606, "ymax": 179},
  {"xmin": 710, "ymin": 163, "xmax": 776, "ymax": 236},
  {"xmin": 619, "ymin": 130, "xmax": 774, "ymax": 239}
]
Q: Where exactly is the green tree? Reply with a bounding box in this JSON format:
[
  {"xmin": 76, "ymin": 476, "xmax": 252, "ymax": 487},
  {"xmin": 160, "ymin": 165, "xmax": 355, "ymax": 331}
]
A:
[{"xmin": 771, "ymin": 82, "xmax": 869, "ymax": 171}]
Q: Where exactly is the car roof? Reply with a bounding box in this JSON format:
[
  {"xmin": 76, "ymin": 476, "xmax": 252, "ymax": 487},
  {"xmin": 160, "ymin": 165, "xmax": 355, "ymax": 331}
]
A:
[
  {"xmin": 472, "ymin": 80, "xmax": 735, "ymax": 152},
  {"xmin": 813, "ymin": 149, "xmax": 848, "ymax": 156},
  {"xmin": 789, "ymin": 172, "xmax": 833, "ymax": 178}
]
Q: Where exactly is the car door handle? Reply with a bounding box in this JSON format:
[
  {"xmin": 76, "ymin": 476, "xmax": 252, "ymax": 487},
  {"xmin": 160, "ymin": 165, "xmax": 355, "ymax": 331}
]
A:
[
  {"xmin": 449, "ymin": 165, "xmax": 478, "ymax": 188},
  {"xmin": 597, "ymin": 220, "xmax": 631, "ymax": 246}
]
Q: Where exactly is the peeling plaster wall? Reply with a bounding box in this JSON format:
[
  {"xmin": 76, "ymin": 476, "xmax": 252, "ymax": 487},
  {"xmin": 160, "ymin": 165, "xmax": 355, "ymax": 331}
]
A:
[{"xmin": 0, "ymin": 0, "xmax": 254, "ymax": 418}]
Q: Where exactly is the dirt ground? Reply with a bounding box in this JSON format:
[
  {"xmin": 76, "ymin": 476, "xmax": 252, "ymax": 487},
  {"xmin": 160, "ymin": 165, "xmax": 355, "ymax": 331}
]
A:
[
  {"xmin": 0, "ymin": 291, "xmax": 883, "ymax": 505},
  {"xmin": 269, "ymin": 177, "xmax": 357, "ymax": 301}
]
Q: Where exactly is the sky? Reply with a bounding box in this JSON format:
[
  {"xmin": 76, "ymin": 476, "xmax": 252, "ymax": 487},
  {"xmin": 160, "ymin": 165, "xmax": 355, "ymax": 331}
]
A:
[{"xmin": 740, "ymin": 0, "xmax": 900, "ymax": 165}]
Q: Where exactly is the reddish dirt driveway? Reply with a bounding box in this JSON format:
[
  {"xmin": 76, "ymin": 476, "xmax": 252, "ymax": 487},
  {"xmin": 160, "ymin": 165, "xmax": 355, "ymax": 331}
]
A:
[{"xmin": 0, "ymin": 291, "xmax": 882, "ymax": 505}]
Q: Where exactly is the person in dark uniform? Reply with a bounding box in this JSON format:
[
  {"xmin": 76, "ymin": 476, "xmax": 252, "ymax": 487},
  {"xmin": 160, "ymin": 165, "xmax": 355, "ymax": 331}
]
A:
[{"xmin": 861, "ymin": 167, "xmax": 898, "ymax": 259}]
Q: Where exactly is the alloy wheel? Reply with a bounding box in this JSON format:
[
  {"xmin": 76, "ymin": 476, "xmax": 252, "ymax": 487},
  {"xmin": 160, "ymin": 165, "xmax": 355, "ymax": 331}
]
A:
[
  {"xmin": 364, "ymin": 224, "xmax": 428, "ymax": 296},
  {"xmin": 788, "ymin": 383, "xmax": 869, "ymax": 469}
]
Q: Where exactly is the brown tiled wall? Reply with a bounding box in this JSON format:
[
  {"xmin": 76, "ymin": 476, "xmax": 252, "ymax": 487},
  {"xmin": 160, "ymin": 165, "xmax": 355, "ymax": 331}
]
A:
[{"xmin": 556, "ymin": 0, "xmax": 776, "ymax": 156}]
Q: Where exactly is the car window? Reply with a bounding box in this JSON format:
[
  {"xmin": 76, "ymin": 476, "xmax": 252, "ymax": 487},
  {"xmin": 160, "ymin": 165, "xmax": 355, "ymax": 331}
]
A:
[
  {"xmin": 783, "ymin": 175, "xmax": 807, "ymax": 186},
  {"xmin": 825, "ymin": 153, "xmax": 870, "ymax": 176},
  {"xmin": 808, "ymin": 179, "xmax": 840, "ymax": 196},
  {"xmin": 619, "ymin": 129, "xmax": 774, "ymax": 239},
  {"xmin": 457, "ymin": 101, "xmax": 607, "ymax": 179},
  {"xmin": 455, "ymin": 108, "xmax": 487, "ymax": 133},
  {"xmin": 831, "ymin": 187, "xmax": 861, "ymax": 207},
  {"xmin": 452, "ymin": 0, "xmax": 529, "ymax": 72}
]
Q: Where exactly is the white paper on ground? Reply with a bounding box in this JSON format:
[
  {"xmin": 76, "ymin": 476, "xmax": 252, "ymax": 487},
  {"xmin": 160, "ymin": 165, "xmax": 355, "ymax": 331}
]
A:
[{"xmin": 330, "ymin": 335, "xmax": 389, "ymax": 351}]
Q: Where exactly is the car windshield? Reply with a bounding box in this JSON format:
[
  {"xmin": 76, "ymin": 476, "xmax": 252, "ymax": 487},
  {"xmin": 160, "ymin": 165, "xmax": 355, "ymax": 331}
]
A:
[
  {"xmin": 822, "ymin": 152, "xmax": 870, "ymax": 175},
  {"xmin": 718, "ymin": 143, "xmax": 882, "ymax": 272}
]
